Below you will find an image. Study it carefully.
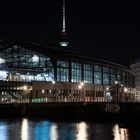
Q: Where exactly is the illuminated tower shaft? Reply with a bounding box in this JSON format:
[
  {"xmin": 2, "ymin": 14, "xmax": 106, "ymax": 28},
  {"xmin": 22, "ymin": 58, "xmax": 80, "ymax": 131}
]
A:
[
  {"xmin": 62, "ymin": 0, "xmax": 66, "ymax": 32},
  {"xmin": 60, "ymin": 0, "xmax": 69, "ymax": 47}
]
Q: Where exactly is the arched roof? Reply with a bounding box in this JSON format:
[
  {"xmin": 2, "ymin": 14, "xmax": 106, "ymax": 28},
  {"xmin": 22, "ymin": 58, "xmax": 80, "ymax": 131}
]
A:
[{"xmin": 0, "ymin": 41, "xmax": 129, "ymax": 71}]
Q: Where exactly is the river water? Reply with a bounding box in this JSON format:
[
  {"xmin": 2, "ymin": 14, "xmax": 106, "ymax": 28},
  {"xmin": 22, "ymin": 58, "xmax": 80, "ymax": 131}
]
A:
[{"xmin": 0, "ymin": 118, "xmax": 139, "ymax": 140}]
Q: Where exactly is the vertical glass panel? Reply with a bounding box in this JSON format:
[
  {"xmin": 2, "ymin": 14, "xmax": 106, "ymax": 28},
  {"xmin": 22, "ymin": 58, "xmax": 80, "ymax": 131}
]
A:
[
  {"xmin": 110, "ymin": 68, "xmax": 116, "ymax": 84},
  {"xmin": 103, "ymin": 67, "xmax": 109, "ymax": 85},
  {"xmin": 84, "ymin": 64, "xmax": 92, "ymax": 83},
  {"xmin": 57, "ymin": 61, "xmax": 69, "ymax": 82},
  {"xmin": 122, "ymin": 71, "xmax": 126, "ymax": 85},
  {"xmin": 71, "ymin": 62, "xmax": 81, "ymax": 83},
  {"xmin": 117, "ymin": 70, "xmax": 121, "ymax": 83},
  {"xmin": 94, "ymin": 65, "xmax": 102, "ymax": 84}
]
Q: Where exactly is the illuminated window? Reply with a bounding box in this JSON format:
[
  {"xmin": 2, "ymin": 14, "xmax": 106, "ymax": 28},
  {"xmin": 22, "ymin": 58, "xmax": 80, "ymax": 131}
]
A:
[
  {"xmin": 0, "ymin": 45, "xmax": 54, "ymax": 82},
  {"xmin": 57, "ymin": 61, "xmax": 69, "ymax": 82},
  {"xmin": 84, "ymin": 64, "xmax": 92, "ymax": 83},
  {"xmin": 117, "ymin": 70, "xmax": 121, "ymax": 83},
  {"xmin": 94, "ymin": 65, "xmax": 102, "ymax": 84},
  {"xmin": 122, "ymin": 71, "xmax": 126, "ymax": 85},
  {"xmin": 103, "ymin": 67, "xmax": 109, "ymax": 85},
  {"xmin": 110, "ymin": 68, "xmax": 116, "ymax": 84},
  {"xmin": 71, "ymin": 62, "xmax": 81, "ymax": 83}
]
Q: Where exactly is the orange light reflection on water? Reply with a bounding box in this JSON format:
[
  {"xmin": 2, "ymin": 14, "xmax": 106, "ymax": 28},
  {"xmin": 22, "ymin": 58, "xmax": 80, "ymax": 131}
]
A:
[{"xmin": 113, "ymin": 124, "xmax": 129, "ymax": 140}]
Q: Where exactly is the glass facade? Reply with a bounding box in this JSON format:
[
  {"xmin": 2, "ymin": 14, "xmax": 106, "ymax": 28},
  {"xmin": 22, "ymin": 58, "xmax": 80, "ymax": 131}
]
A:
[
  {"xmin": 0, "ymin": 44, "xmax": 134, "ymax": 87},
  {"xmin": 103, "ymin": 67, "xmax": 109, "ymax": 85},
  {"xmin": 84, "ymin": 64, "xmax": 92, "ymax": 83},
  {"xmin": 122, "ymin": 71, "xmax": 126, "ymax": 85},
  {"xmin": 110, "ymin": 68, "xmax": 116, "ymax": 84},
  {"xmin": 71, "ymin": 62, "xmax": 81, "ymax": 83},
  {"xmin": 94, "ymin": 65, "xmax": 102, "ymax": 84},
  {"xmin": 57, "ymin": 60, "xmax": 69, "ymax": 82},
  {"xmin": 0, "ymin": 45, "xmax": 54, "ymax": 82},
  {"xmin": 117, "ymin": 70, "xmax": 122, "ymax": 83}
]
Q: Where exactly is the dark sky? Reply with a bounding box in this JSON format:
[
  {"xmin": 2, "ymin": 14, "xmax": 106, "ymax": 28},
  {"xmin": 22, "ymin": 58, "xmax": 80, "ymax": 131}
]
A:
[{"xmin": 0, "ymin": 1, "xmax": 137, "ymax": 67}]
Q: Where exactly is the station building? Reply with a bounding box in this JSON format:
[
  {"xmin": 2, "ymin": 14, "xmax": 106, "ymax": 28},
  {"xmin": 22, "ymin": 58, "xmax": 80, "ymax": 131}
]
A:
[{"xmin": 0, "ymin": 41, "xmax": 135, "ymax": 102}]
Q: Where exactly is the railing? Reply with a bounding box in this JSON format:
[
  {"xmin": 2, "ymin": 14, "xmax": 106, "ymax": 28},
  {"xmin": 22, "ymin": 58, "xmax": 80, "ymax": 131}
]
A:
[{"xmin": 1, "ymin": 95, "xmax": 140, "ymax": 104}]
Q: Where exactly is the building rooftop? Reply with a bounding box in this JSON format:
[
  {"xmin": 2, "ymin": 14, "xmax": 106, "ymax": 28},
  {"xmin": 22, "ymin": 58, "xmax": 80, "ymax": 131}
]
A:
[{"xmin": 0, "ymin": 40, "xmax": 129, "ymax": 70}]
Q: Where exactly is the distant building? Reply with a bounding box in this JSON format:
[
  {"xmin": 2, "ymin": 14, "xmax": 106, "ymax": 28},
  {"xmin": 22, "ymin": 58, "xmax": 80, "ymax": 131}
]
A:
[{"xmin": 130, "ymin": 60, "xmax": 140, "ymax": 90}]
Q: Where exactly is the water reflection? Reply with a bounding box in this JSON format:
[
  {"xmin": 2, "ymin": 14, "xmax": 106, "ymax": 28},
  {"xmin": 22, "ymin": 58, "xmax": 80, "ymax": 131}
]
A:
[
  {"xmin": 50, "ymin": 123, "xmax": 58, "ymax": 140},
  {"xmin": 0, "ymin": 122, "xmax": 7, "ymax": 140},
  {"xmin": 57, "ymin": 122, "xmax": 76, "ymax": 140},
  {"xmin": 0, "ymin": 118, "xmax": 139, "ymax": 140},
  {"xmin": 113, "ymin": 124, "xmax": 129, "ymax": 140},
  {"xmin": 21, "ymin": 118, "xmax": 28, "ymax": 140},
  {"xmin": 76, "ymin": 122, "xmax": 88, "ymax": 140}
]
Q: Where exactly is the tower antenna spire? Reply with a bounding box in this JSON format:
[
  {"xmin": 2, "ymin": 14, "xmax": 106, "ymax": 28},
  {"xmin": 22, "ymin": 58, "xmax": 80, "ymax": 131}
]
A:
[
  {"xmin": 62, "ymin": 0, "xmax": 66, "ymax": 32},
  {"xmin": 60, "ymin": 0, "xmax": 69, "ymax": 47}
]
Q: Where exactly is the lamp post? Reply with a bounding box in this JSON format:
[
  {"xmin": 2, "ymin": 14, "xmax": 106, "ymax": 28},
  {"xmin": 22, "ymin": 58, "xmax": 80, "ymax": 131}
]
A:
[
  {"xmin": 123, "ymin": 87, "xmax": 128, "ymax": 102},
  {"xmin": 114, "ymin": 80, "xmax": 127, "ymax": 102},
  {"xmin": 115, "ymin": 81, "xmax": 120, "ymax": 102},
  {"xmin": 78, "ymin": 84, "xmax": 82, "ymax": 101},
  {"xmin": 78, "ymin": 82, "xmax": 85, "ymax": 102},
  {"xmin": 52, "ymin": 80, "xmax": 56, "ymax": 94},
  {"xmin": 115, "ymin": 81, "xmax": 118, "ymax": 102}
]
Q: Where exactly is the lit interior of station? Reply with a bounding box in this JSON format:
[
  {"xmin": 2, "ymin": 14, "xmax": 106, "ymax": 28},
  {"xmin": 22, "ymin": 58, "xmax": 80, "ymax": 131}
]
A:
[{"xmin": 0, "ymin": 42, "xmax": 136, "ymax": 103}]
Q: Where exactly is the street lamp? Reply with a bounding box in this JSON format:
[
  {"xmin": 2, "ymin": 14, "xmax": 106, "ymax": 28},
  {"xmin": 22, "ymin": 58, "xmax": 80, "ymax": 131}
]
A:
[
  {"xmin": 106, "ymin": 87, "xmax": 109, "ymax": 91},
  {"xmin": 124, "ymin": 87, "xmax": 128, "ymax": 92},
  {"xmin": 115, "ymin": 80, "xmax": 127, "ymax": 102},
  {"xmin": 80, "ymin": 82, "xmax": 84, "ymax": 86},
  {"xmin": 23, "ymin": 85, "xmax": 27, "ymax": 91},
  {"xmin": 52, "ymin": 80, "xmax": 56, "ymax": 84},
  {"xmin": 115, "ymin": 81, "xmax": 119, "ymax": 102},
  {"xmin": 78, "ymin": 85, "xmax": 82, "ymax": 89},
  {"xmin": 78, "ymin": 82, "xmax": 85, "ymax": 102},
  {"xmin": 52, "ymin": 80, "xmax": 56, "ymax": 94},
  {"xmin": 78, "ymin": 85, "xmax": 82, "ymax": 101},
  {"xmin": 124, "ymin": 87, "xmax": 128, "ymax": 93},
  {"xmin": 123, "ymin": 87, "xmax": 128, "ymax": 102}
]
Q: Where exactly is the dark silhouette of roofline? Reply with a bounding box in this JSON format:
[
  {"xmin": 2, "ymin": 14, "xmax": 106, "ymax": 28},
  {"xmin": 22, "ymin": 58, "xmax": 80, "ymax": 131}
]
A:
[{"xmin": 0, "ymin": 40, "xmax": 129, "ymax": 70}]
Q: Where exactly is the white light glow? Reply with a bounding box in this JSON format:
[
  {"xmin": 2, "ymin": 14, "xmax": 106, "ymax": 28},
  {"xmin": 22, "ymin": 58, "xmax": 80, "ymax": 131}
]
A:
[
  {"xmin": 124, "ymin": 87, "xmax": 128, "ymax": 93},
  {"xmin": 60, "ymin": 41, "xmax": 69, "ymax": 47},
  {"xmin": 50, "ymin": 123, "xmax": 58, "ymax": 140},
  {"xmin": 113, "ymin": 124, "xmax": 120, "ymax": 140},
  {"xmin": 76, "ymin": 122, "xmax": 88, "ymax": 140},
  {"xmin": 78, "ymin": 85, "xmax": 82, "ymax": 89},
  {"xmin": 106, "ymin": 87, "xmax": 109, "ymax": 91},
  {"xmin": 42, "ymin": 89, "xmax": 45, "ymax": 93},
  {"xmin": 0, "ymin": 58, "xmax": 5, "ymax": 64},
  {"xmin": 52, "ymin": 80, "xmax": 56, "ymax": 84},
  {"xmin": 21, "ymin": 118, "xmax": 28, "ymax": 140},
  {"xmin": 80, "ymin": 82, "xmax": 84, "ymax": 86},
  {"xmin": 32, "ymin": 55, "xmax": 39, "ymax": 62},
  {"xmin": 23, "ymin": 85, "xmax": 27, "ymax": 90}
]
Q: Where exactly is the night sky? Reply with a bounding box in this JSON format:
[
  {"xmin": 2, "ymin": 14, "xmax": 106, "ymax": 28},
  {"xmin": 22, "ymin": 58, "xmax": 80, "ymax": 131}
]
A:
[{"xmin": 0, "ymin": 1, "xmax": 137, "ymax": 67}]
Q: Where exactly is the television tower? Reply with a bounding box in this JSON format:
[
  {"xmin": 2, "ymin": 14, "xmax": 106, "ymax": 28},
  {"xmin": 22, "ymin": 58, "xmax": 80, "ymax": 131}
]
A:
[{"xmin": 59, "ymin": 0, "xmax": 69, "ymax": 47}]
